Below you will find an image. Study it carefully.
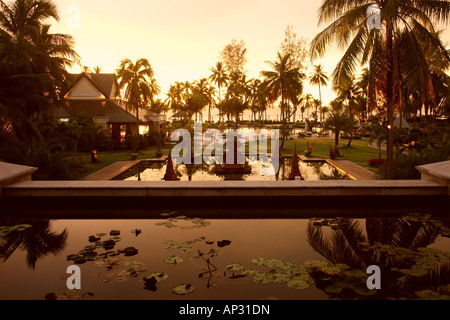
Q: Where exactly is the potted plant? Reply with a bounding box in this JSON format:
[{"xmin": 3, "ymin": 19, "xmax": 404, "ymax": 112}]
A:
[
  {"xmin": 304, "ymin": 141, "xmax": 315, "ymax": 157},
  {"xmin": 329, "ymin": 145, "xmax": 339, "ymax": 159}
]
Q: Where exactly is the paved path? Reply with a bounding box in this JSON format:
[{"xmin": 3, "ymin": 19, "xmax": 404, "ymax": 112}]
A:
[
  {"xmin": 83, "ymin": 160, "xmax": 140, "ymax": 181},
  {"xmin": 327, "ymin": 159, "xmax": 377, "ymax": 180}
]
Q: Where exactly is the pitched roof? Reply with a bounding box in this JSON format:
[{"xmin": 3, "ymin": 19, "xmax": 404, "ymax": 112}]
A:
[
  {"xmin": 59, "ymin": 100, "xmax": 140, "ymax": 124},
  {"xmin": 65, "ymin": 73, "xmax": 118, "ymax": 98}
]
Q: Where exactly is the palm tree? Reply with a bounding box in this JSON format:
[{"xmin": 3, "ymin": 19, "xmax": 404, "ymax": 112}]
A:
[
  {"xmin": 0, "ymin": 0, "xmax": 78, "ymax": 143},
  {"xmin": 309, "ymin": 64, "xmax": 329, "ymax": 106},
  {"xmin": 310, "ymin": 0, "xmax": 450, "ymax": 179},
  {"xmin": 0, "ymin": 219, "xmax": 68, "ymax": 269},
  {"xmin": 306, "ymin": 217, "xmax": 442, "ymax": 299},
  {"xmin": 369, "ymin": 123, "xmax": 387, "ymax": 160},
  {"xmin": 324, "ymin": 108, "xmax": 354, "ymax": 148},
  {"xmin": 261, "ymin": 52, "xmax": 304, "ymax": 148},
  {"xmin": 116, "ymin": 58, "xmax": 156, "ymax": 144},
  {"xmin": 93, "ymin": 65, "xmax": 102, "ymax": 74},
  {"xmin": 209, "ymin": 62, "xmax": 229, "ymax": 121}
]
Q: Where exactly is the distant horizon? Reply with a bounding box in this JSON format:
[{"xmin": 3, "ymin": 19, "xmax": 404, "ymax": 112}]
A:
[{"xmin": 50, "ymin": 0, "xmax": 450, "ymax": 114}]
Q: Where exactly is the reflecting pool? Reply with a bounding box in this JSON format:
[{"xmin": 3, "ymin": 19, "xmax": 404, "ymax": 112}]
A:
[
  {"xmin": 1, "ymin": 212, "xmax": 449, "ymax": 300},
  {"xmin": 112, "ymin": 158, "xmax": 349, "ymax": 181}
]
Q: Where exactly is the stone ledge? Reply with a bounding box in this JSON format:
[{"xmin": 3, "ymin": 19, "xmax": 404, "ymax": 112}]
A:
[
  {"xmin": 2, "ymin": 179, "xmax": 446, "ymax": 198},
  {"xmin": 0, "ymin": 162, "xmax": 37, "ymax": 187}
]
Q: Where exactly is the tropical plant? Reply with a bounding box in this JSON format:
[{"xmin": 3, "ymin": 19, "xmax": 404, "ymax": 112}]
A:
[
  {"xmin": 116, "ymin": 58, "xmax": 157, "ymax": 148},
  {"xmin": 369, "ymin": 123, "xmax": 387, "ymax": 160},
  {"xmin": 310, "ymin": 0, "xmax": 450, "ymax": 179},
  {"xmin": 209, "ymin": 61, "xmax": 229, "ymax": 121},
  {"xmin": 324, "ymin": 109, "xmax": 355, "ymax": 148},
  {"xmin": 306, "ymin": 216, "xmax": 446, "ymax": 299},
  {"xmin": 0, "ymin": 0, "xmax": 78, "ymax": 143},
  {"xmin": 261, "ymin": 52, "xmax": 305, "ymax": 148},
  {"xmin": 309, "ymin": 64, "xmax": 329, "ymax": 106}
]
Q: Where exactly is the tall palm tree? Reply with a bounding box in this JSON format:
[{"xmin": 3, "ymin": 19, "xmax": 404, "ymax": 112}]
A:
[
  {"xmin": 309, "ymin": 64, "xmax": 329, "ymax": 107},
  {"xmin": 324, "ymin": 108, "xmax": 355, "ymax": 147},
  {"xmin": 116, "ymin": 58, "xmax": 156, "ymax": 141},
  {"xmin": 209, "ymin": 62, "xmax": 229, "ymax": 121},
  {"xmin": 0, "ymin": 0, "xmax": 78, "ymax": 142},
  {"xmin": 261, "ymin": 52, "xmax": 304, "ymax": 148},
  {"xmin": 310, "ymin": 0, "xmax": 450, "ymax": 179}
]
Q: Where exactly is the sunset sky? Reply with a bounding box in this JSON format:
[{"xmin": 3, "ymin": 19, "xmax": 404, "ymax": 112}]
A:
[{"xmin": 50, "ymin": 0, "xmax": 450, "ymax": 114}]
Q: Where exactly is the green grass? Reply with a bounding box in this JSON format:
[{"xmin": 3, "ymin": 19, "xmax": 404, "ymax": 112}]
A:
[
  {"xmin": 282, "ymin": 138, "xmax": 386, "ymax": 173},
  {"xmin": 65, "ymin": 146, "xmax": 171, "ymax": 180}
]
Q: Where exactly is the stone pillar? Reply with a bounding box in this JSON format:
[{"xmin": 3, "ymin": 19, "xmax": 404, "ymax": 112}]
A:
[
  {"xmin": 0, "ymin": 162, "xmax": 38, "ymax": 196},
  {"xmin": 416, "ymin": 161, "xmax": 450, "ymax": 196}
]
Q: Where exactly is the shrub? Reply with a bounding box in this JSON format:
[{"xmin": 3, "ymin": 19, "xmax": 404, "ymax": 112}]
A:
[{"xmin": 368, "ymin": 158, "xmax": 385, "ymax": 167}]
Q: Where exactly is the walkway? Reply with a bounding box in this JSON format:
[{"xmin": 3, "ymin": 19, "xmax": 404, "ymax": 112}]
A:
[
  {"xmin": 327, "ymin": 159, "xmax": 377, "ymax": 180},
  {"xmin": 83, "ymin": 157, "xmax": 167, "ymax": 181}
]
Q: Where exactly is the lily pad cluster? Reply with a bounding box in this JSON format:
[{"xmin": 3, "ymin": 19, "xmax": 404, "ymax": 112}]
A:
[
  {"xmin": 66, "ymin": 230, "xmax": 138, "ymax": 265},
  {"xmin": 403, "ymin": 213, "xmax": 450, "ymax": 238},
  {"xmin": 242, "ymin": 258, "xmax": 314, "ymax": 290},
  {"xmin": 156, "ymin": 212, "xmax": 211, "ymax": 229},
  {"xmin": 241, "ymin": 257, "xmax": 377, "ymax": 297},
  {"xmin": 360, "ymin": 242, "xmax": 450, "ymax": 278},
  {"xmin": 0, "ymin": 224, "xmax": 32, "ymax": 237},
  {"xmin": 309, "ymin": 217, "xmax": 350, "ymax": 230}
]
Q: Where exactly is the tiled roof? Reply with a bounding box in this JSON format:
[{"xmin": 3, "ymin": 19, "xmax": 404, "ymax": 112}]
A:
[{"xmin": 59, "ymin": 100, "xmax": 140, "ymax": 124}]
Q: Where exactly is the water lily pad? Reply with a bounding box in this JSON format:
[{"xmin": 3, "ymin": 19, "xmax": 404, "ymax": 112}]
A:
[
  {"xmin": 144, "ymin": 272, "xmax": 168, "ymax": 283},
  {"xmin": 114, "ymin": 276, "xmax": 128, "ymax": 283},
  {"xmin": 89, "ymin": 235, "xmax": 101, "ymax": 243},
  {"xmin": 325, "ymin": 285, "xmax": 343, "ymax": 294},
  {"xmin": 286, "ymin": 278, "xmax": 312, "ymax": 290},
  {"xmin": 110, "ymin": 230, "xmax": 120, "ymax": 236},
  {"xmin": 172, "ymin": 284, "xmax": 195, "ymax": 295},
  {"xmin": 344, "ymin": 269, "xmax": 367, "ymax": 279},
  {"xmin": 131, "ymin": 229, "xmax": 142, "ymax": 236},
  {"xmin": 226, "ymin": 263, "xmax": 245, "ymax": 272},
  {"xmin": 415, "ymin": 290, "xmax": 450, "ymax": 300},
  {"xmin": 399, "ymin": 268, "xmax": 428, "ymax": 277},
  {"xmin": 304, "ymin": 260, "xmax": 329, "ymax": 268},
  {"xmin": 164, "ymin": 255, "xmax": 183, "ymax": 264},
  {"xmin": 217, "ymin": 240, "xmax": 232, "ymax": 247},
  {"xmin": 124, "ymin": 247, "xmax": 138, "ymax": 256}
]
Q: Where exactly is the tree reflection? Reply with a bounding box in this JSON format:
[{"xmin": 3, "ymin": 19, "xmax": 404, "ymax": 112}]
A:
[
  {"xmin": 306, "ymin": 217, "xmax": 450, "ymax": 299},
  {"xmin": 0, "ymin": 219, "xmax": 68, "ymax": 269}
]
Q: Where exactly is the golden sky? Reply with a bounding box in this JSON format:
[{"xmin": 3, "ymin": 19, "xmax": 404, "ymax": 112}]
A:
[{"xmin": 50, "ymin": 0, "xmax": 450, "ymax": 107}]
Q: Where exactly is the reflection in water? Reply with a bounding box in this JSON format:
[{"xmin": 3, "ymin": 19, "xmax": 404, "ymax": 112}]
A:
[
  {"xmin": 0, "ymin": 219, "xmax": 68, "ymax": 269},
  {"xmin": 113, "ymin": 158, "xmax": 349, "ymax": 181},
  {"xmin": 306, "ymin": 216, "xmax": 450, "ymax": 299},
  {"xmin": 0, "ymin": 214, "xmax": 448, "ymax": 300}
]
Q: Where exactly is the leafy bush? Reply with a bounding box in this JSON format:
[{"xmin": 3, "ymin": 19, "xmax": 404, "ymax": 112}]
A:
[{"xmin": 368, "ymin": 158, "xmax": 385, "ymax": 167}]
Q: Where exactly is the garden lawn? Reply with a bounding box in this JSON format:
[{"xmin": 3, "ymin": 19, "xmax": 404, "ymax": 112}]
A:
[
  {"xmin": 65, "ymin": 147, "xmax": 170, "ymax": 180},
  {"xmin": 282, "ymin": 138, "xmax": 386, "ymax": 173}
]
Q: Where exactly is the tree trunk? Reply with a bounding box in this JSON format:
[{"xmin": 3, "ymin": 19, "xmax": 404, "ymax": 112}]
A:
[{"xmin": 385, "ymin": 24, "xmax": 395, "ymax": 180}]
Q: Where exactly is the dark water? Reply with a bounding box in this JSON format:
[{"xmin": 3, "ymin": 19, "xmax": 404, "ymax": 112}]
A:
[{"xmin": 1, "ymin": 212, "xmax": 449, "ymax": 300}]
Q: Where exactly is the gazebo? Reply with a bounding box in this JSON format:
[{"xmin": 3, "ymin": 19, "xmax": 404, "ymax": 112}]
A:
[{"xmin": 171, "ymin": 111, "xmax": 190, "ymax": 121}]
